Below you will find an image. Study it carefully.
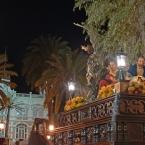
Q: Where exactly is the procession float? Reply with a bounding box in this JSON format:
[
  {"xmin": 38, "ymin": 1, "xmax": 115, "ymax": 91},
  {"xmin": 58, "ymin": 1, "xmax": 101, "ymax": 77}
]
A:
[
  {"xmin": 45, "ymin": 49, "xmax": 145, "ymax": 145},
  {"xmin": 30, "ymin": 1, "xmax": 145, "ymax": 144}
]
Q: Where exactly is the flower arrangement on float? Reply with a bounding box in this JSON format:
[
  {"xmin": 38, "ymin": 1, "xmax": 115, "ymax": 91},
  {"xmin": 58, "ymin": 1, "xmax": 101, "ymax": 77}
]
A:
[
  {"xmin": 98, "ymin": 76, "xmax": 145, "ymax": 97},
  {"xmin": 97, "ymin": 84, "xmax": 115, "ymax": 99},
  {"xmin": 64, "ymin": 96, "xmax": 85, "ymax": 111},
  {"xmin": 127, "ymin": 76, "xmax": 145, "ymax": 95}
]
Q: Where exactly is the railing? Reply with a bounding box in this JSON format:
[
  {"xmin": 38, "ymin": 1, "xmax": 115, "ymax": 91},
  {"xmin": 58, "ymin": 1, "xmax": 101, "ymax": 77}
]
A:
[
  {"xmin": 49, "ymin": 94, "xmax": 145, "ymax": 145},
  {"xmin": 58, "ymin": 96, "xmax": 114, "ymax": 127}
]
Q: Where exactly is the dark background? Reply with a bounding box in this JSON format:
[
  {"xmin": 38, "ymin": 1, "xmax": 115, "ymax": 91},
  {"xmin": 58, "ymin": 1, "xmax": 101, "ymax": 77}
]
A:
[{"xmin": 0, "ymin": 0, "xmax": 86, "ymax": 93}]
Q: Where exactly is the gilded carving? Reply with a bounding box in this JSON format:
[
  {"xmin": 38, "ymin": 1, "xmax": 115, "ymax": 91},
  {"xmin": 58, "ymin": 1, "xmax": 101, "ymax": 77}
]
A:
[
  {"xmin": 71, "ymin": 112, "xmax": 78, "ymax": 124},
  {"xmin": 120, "ymin": 99, "xmax": 145, "ymax": 114},
  {"xmin": 59, "ymin": 99, "xmax": 114, "ymax": 126}
]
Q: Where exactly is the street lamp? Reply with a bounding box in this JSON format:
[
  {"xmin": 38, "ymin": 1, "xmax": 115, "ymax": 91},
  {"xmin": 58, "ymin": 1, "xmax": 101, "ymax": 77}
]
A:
[
  {"xmin": 48, "ymin": 124, "xmax": 55, "ymax": 132},
  {"xmin": 68, "ymin": 81, "xmax": 75, "ymax": 99},
  {"xmin": 68, "ymin": 81, "xmax": 75, "ymax": 91},
  {"xmin": 46, "ymin": 135, "xmax": 51, "ymax": 140},
  {"xmin": 116, "ymin": 49, "xmax": 127, "ymax": 81},
  {"xmin": 0, "ymin": 122, "xmax": 5, "ymax": 130}
]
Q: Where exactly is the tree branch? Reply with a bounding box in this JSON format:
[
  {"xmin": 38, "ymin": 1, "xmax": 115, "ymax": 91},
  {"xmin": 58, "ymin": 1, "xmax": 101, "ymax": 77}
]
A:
[{"xmin": 73, "ymin": 23, "xmax": 87, "ymax": 30}]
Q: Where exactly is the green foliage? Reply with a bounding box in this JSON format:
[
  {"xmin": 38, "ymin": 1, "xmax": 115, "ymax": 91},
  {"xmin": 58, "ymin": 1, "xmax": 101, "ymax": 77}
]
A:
[
  {"xmin": 74, "ymin": 0, "xmax": 145, "ymax": 88},
  {"xmin": 74, "ymin": 0, "xmax": 145, "ymax": 63}
]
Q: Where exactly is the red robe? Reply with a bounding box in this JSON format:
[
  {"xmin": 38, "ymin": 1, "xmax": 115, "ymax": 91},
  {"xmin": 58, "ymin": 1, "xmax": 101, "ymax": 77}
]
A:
[{"xmin": 99, "ymin": 73, "xmax": 116, "ymax": 88}]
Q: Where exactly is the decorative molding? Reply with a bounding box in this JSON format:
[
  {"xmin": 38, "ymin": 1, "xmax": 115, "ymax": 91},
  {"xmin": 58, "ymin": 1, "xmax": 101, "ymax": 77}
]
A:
[
  {"xmin": 119, "ymin": 97, "xmax": 145, "ymax": 114},
  {"xmin": 59, "ymin": 97, "xmax": 114, "ymax": 127}
]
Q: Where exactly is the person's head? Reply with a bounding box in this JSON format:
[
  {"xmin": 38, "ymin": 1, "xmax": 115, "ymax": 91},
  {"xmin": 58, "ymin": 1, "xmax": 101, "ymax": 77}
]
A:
[
  {"xmin": 105, "ymin": 59, "xmax": 117, "ymax": 72},
  {"xmin": 109, "ymin": 61, "xmax": 117, "ymax": 72},
  {"xmin": 137, "ymin": 56, "xmax": 145, "ymax": 67},
  {"xmin": 38, "ymin": 123, "xmax": 45, "ymax": 134}
]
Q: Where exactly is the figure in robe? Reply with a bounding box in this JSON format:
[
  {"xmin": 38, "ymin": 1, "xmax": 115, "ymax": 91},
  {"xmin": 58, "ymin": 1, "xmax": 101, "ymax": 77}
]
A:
[
  {"xmin": 99, "ymin": 59, "xmax": 117, "ymax": 88},
  {"xmin": 128, "ymin": 55, "xmax": 145, "ymax": 77},
  {"xmin": 81, "ymin": 44, "xmax": 99, "ymax": 101}
]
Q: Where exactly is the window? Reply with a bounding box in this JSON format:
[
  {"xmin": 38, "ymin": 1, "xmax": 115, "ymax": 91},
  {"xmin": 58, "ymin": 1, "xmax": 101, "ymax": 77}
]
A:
[{"xmin": 16, "ymin": 124, "xmax": 27, "ymax": 140}]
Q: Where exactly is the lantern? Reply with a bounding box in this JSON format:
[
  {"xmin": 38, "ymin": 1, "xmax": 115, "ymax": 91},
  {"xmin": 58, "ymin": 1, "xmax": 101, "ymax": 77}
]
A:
[{"xmin": 116, "ymin": 49, "xmax": 127, "ymax": 81}]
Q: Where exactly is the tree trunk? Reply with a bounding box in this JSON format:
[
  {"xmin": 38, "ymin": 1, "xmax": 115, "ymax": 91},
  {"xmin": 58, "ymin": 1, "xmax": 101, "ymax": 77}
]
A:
[{"xmin": 5, "ymin": 107, "xmax": 10, "ymax": 138}]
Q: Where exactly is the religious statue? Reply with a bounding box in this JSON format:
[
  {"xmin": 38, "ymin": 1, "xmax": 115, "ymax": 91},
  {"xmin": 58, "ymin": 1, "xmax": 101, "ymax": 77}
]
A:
[
  {"xmin": 128, "ymin": 55, "xmax": 145, "ymax": 77},
  {"xmin": 81, "ymin": 44, "xmax": 99, "ymax": 101},
  {"xmin": 99, "ymin": 59, "xmax": 117, "ymax": 88}
]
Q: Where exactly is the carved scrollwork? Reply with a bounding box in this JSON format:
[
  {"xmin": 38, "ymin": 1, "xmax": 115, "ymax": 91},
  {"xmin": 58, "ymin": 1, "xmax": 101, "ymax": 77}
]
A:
[
  {"xmin": 86, "ymin": 127, "xmax": 94, "ymax": 142},
  {"xmin": 80, "ymin": 108, "xmax": 90, "ymax": 121},
  {"xmin": 63, "ymin": 132, "xmax": 68, "ymax": 144},
  {"xmin": 74, "ymin": 129, "xmax": 81, "ymax": 144},
  {"xmin": 65, "ymin": 114, "xmax": 72, "ymax": 125},
  {"xmin": 91, "ymin": 100, "xmax": 113, "ymax": 120},
  {"xmin": 59, "ymin": 98, "xmax": 114, "ymax": 126},
  {"xmin": 120, "ymin": 99, "xmax": 145, "ymax": 114},
  {"xmin": 71, "ymin": 112, "xmax": 78, "ymax": 124}
]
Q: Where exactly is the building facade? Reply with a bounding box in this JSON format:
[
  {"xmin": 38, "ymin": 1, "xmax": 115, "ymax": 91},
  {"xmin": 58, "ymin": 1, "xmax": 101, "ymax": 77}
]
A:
[{"xmin": 0, "ymin": 91, "xmax": 47, "ymax": 144}]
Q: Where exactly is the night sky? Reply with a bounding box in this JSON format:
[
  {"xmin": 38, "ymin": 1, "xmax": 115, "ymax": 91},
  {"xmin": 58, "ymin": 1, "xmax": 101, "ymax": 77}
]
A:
[{"xmin": 0, "ymin": 0, "xmax": 86, "ymax": 93}]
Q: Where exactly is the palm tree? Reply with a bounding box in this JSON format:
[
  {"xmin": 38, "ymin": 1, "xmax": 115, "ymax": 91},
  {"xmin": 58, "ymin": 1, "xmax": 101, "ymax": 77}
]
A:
[
  {"xmin": 22, "ymin": 34, "xmax": 71, "ymax": 88},
  {"xmin": 35, "ymin": 49, "xmax": 88, "ymax": 114},
  {"xmin": 0, "ymin": 53, "xmax": 18, "ymax": 137},
  {"xmin": 0, "ymin": 52, "xmax": 18, "ymax": 112},
  {"xmin": 0, "ymin": 83, "xmax": 23, "ymax": 138},
  {"xmin": 0, "ymin": 89, "xmax": 10, "ymax": 110},
  {"xmin": 0, "ymin": 53, "xmax": 17, "ymax": 80}
]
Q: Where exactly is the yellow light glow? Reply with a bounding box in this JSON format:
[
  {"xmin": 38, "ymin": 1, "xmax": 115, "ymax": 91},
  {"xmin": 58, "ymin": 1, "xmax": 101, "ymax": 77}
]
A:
[
  {"xmin": 47, "ymin": 135, "xmax": 51, "ymax": 140},
  {"xmin": 117, "ymin": 55, "xmax": 126, "ymax": 67},
  {"xmin": 0, "ymin": 123, "xmax": 5, "ymax": 130},
  {"xmin": 68, "ymin": 82, "xmax": 75, "ymax": 91},
  {"xmin": 49, "ymin": 124, "xmax": 54, "ymax": 131}
]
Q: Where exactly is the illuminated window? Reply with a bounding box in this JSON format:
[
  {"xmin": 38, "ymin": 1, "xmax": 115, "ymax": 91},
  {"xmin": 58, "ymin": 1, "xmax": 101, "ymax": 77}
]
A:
[{"xmin": 16, "ymin": 124, "xmax": 27, "ymax": 139}]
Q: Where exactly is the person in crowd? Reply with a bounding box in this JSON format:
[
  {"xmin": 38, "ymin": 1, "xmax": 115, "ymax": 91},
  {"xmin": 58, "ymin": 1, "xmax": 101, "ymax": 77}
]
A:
[
  {"xmin": 28, "ymin": 131, "xmax": 49, "ymax": 145},
  {"xmin": 128, "ymin": 56, "xmax": 145, "ymax": 77},
  {"xmin": 99, "ymin": 59, "xmax": 117, "ymax": 88},
  {"xmin": 28, "ymin": 119, "xmax": 49, "ymax": 145}
]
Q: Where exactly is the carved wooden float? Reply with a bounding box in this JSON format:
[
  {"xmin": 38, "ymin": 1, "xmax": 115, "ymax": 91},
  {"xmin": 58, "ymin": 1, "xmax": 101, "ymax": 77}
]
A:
[{"xmin": 49, "ymin": 93, "xmax": 145, "ymax": 145}]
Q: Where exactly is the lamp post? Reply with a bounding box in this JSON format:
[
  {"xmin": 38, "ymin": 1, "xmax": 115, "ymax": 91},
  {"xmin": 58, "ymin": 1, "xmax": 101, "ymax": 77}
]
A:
[
  {"xmin": 112, "ymin": 49, "xmax": 127, "ymax": 142},
  {"xmin": 116, "ymin": 49, "xmax": 127, "ymax": 81}
]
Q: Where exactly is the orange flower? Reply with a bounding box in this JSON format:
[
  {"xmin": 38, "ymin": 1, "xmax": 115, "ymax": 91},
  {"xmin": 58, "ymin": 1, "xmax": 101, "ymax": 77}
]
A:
[{"xmin": 64, "ymin": 96, "xmax": 85, "ymax": 111}]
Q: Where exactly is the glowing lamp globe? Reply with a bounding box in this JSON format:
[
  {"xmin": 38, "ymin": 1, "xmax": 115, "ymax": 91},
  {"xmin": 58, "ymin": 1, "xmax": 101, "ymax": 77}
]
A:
[
  {"xmin": 49, "ymin": 124, "xmax": 54, "ymax": 131},
  {"xmin": 0, "ymin": 123, "xmax": 5, "ymax": 130},
  {"xmin": 68, "ymin": 82, "xmax": 75, "ymax": 91},
  {"xmin": 116, "ymin": 49, "xmax": 126, "ymax": 68},
  {"xmin": 116, "ymin": 49, "xmax": 127, "ymax": 81},
  {"xmin": 47, "ymin": 135, "xmax": 51, "ymax": 140}
]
